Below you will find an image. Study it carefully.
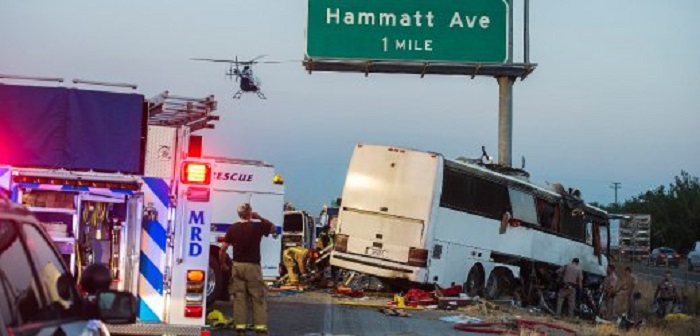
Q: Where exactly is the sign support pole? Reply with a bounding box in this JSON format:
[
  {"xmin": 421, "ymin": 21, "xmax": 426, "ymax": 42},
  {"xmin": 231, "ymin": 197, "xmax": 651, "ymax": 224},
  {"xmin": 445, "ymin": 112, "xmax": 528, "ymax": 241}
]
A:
[
  {"xmin": 497, "ymin": 0, "xmax": 515, "ymax": 167},
  {"xmin": 497, "ymin": 76, "xmax": 514, "ymax": 167},
  {"xmin": 524, "ymin": 0, "xmax": 530, "ymax": 63}
]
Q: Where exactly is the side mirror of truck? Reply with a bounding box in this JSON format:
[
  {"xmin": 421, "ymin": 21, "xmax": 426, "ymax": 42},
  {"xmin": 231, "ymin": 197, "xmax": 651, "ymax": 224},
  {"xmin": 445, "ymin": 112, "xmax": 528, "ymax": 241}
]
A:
[{"xmin": 96, "ymin": 290, "xmax": 137, "ymax": 324}]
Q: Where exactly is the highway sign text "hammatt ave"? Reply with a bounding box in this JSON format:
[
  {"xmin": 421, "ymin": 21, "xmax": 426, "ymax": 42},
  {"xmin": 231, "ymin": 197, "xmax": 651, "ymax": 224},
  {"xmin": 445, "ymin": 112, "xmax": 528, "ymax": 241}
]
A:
[{"xmin": 306, "ymin": 0, "xmax": 508, "ymax": 63}]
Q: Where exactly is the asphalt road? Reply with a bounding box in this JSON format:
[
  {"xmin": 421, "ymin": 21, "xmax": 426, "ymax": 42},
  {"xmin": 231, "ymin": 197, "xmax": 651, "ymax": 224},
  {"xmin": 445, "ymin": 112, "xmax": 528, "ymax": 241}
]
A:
[
  {"xmin": 209, "ymin": 291, "xmax": 467, "ymax": 336},
  {"xmin": 203, "ymin": 262, "xmax": 700, "ymax": 336},
  {"xmin": 626, "ymin": 260, "xmax": 700, "ymax": 286}
]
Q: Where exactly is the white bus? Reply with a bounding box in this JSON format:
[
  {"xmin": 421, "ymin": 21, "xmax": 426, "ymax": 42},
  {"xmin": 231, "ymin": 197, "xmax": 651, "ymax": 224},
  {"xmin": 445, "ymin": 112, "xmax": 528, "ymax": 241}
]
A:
[{"xmin": 330, "ymin": 144, "xmax": 609, "ymax": 303}]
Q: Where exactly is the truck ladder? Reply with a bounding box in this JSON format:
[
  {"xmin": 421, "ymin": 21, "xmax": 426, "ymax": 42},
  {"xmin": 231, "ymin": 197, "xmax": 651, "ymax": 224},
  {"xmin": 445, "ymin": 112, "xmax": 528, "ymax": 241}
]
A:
[{"xmin": 147, "ymin": 91, "xmax": 220, "ymax": 131}]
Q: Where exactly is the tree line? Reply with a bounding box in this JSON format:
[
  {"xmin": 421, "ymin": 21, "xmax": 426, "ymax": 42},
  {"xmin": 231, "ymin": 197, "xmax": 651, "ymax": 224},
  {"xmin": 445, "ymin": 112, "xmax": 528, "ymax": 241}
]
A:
[{"xmin": 593, "ymin": 171, "xmax": 700, "ymax": 253}]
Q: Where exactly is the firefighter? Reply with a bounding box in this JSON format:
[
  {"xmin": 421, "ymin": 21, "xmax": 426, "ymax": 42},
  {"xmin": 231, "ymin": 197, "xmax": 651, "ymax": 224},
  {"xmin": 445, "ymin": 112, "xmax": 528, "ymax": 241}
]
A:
[
  {"xmin": 220, "ymin": 203, "xmax": 277, "ymax": 336},
  {"xmin": 282, "ymin": 246, "xmax": 314, "ymax": 285}
]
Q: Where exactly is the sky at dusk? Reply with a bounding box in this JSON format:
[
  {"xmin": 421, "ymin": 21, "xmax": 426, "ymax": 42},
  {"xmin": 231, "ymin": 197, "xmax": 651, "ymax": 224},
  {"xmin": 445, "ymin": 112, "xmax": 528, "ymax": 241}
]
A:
[{"xmin": 1, "ymin": 0, "xmax": 698, "ymax": 214}]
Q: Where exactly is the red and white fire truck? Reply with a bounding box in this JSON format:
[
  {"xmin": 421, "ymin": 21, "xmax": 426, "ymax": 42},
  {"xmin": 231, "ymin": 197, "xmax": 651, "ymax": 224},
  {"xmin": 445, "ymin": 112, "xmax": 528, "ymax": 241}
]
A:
[{"xmin": 0, "ymin": 78, "xmax": 285, "ymax": 335}]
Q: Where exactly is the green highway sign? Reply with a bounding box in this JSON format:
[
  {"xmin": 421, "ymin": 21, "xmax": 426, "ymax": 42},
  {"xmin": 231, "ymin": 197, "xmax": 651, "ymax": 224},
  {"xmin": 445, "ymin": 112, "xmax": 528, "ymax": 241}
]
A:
[{"xmin": 306, "ymin": 0, "xmax": 509, "ymax": 63}]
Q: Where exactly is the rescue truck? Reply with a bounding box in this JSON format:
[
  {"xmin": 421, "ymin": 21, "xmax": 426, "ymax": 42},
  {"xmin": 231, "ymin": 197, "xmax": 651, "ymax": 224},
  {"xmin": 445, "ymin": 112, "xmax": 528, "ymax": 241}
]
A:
[
  {"xmin": 201, "ymin": 157, "xmax": 285, "ymax": 303},
  {"xmin": 0, "ymin": 79, "xmax": 284, "ymax": 335}
]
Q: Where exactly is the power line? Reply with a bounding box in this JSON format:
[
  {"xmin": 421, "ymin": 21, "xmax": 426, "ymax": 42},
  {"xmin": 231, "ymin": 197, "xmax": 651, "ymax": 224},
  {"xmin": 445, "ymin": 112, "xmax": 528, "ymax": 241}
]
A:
[{"xmin": 610, "ymin": 182, "xmax": 621, "ymax": 205}]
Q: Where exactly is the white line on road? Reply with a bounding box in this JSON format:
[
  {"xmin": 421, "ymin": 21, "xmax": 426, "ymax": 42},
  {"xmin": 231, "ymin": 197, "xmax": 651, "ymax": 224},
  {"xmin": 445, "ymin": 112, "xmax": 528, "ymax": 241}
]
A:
[{"xmin": 323, "ymin": 290, "xmax": 333, "ymax": 335}]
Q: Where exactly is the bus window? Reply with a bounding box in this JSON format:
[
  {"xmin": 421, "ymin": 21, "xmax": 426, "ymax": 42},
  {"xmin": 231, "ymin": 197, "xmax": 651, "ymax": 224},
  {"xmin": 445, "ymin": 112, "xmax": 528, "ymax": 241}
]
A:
[
  {"xmin": 536, "ymin": 198, "xmax": 556, "ymax": 230},
  {"xmin": 440, "ymin": 165, "xmax": 509, "ymax": 220},
  {"xmin": 560, "ymin": 205, "xmax": 585, "ymax": 242},
  {"xmin": 552, "ymin": 204, "xmax": 561, "ymax": 232},
  {"xmin": 585, "ymin": 221, "xmax": 593, "ymax": 245},
  {"xmin": 508, "ymin": 188, "xmax": 538, "ymax": 226},
  {"xmin": 593, "ymin": 222, "xmax": 602, "ymax": 256}
]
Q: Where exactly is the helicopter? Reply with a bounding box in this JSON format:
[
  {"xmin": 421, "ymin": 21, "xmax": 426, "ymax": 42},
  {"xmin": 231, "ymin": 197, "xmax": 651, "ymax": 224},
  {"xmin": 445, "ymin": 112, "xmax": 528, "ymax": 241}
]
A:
[{"xmin": 191, "ymin": 55, "xmax": 281, "ymax": 99}]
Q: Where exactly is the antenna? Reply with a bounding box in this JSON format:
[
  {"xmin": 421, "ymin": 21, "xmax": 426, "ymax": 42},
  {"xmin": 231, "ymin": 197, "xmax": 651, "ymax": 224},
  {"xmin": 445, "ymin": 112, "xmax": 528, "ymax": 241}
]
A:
[{"xmin": 480, "ymin": 146, "xmax": 493, "ymax": 164}]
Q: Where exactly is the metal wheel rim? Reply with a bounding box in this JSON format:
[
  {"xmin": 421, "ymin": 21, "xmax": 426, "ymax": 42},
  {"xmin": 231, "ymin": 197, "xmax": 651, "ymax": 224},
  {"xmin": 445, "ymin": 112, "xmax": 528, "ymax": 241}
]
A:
[
  {"xmin": 207, "ymin": 266, "xmax": 216, "ymax": 297},
  {"xmin": 486, "ymin": 275, "xmax": 498, "ymax": 299},
  {"xmin": 466, "ymin": 268, "xmax": 481, "ymax": 296}
]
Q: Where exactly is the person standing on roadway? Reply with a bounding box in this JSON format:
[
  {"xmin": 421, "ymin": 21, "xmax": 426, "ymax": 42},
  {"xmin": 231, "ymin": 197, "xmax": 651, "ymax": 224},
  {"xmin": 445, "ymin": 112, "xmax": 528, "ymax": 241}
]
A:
[
  {"xmin": 220, "ymin": 203, "xmax": 278, "ymax": 336},
  {"xmin": 601, "ymin": 264, "xmax": 618, "ymax": 320},
  {"xmin": 556, "ymin": 258, "xmax": 583, "ymax": 317},
  {"xmin": 617, "ymin": 266, "xmax": 640, "ymax": 321},
  {"xmin": 653, "ymin": 271, "xmax": 677, "ymax": 318}
]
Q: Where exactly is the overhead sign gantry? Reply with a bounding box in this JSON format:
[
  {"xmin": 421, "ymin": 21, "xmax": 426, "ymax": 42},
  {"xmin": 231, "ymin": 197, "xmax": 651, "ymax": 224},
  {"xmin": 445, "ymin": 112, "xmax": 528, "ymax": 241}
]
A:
[{"xmin": 303, "ymin": 0, "xmax": 537, "ymax": 167}]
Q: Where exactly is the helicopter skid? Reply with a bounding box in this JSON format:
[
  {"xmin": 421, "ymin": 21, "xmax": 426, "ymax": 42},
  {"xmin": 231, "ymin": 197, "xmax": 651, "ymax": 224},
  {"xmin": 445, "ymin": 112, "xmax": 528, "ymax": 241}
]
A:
[{"xmin": 232, "ymin": 90, "xmax": 267, "ymax": 100}]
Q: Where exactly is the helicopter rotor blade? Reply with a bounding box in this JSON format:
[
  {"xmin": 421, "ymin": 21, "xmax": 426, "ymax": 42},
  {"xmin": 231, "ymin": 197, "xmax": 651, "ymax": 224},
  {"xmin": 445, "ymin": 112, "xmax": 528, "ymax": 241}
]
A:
[
  {"xmin": 191, "ymin": 58, "xmax": 241, "ymax": 63},
  {"xmin": 250, "ymin": 54, "xmax": 268, "ymax": 62},
  {"xmin": 258, "ymin": 60, "xmax": 302, "ymax": 64}
]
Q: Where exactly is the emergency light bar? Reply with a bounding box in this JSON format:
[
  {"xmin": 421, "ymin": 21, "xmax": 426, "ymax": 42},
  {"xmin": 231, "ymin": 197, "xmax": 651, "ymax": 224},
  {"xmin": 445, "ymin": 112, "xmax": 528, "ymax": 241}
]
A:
[{"xmin": 181, "ymin": 162, "xmax": 211, "ymax": 185}]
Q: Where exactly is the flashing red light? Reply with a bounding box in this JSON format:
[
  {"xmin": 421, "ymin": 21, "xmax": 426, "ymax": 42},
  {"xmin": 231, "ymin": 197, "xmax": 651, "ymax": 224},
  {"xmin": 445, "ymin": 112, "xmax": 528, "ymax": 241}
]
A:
[
  {"xmin": 186, "ymin": 187, "xmax": 210, "ymax": 202},
  {"xmin": 185, "ymin": 305, "xmax": 203, "ymax": 318},
  {"xmin": 182, "ymin": 162, "xmax": 211, "ymax": 185}
]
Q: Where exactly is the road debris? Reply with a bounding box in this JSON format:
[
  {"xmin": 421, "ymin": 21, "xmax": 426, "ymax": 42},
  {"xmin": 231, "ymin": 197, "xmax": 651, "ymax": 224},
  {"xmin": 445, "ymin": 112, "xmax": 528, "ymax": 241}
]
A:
[
  {"xmin": 453, "ymin": 318, "xmax": 579, "ymax": 335},
  {"xmin": 439, "ymin": 315, "xmax": 483, "ymax": 324},
  {"xmin": 336, "ymin": 300, "xmax": 425, "ymax": 310},
  {"xmin": 379, "ymin": 308, "xmax": 412, "ymax": 317}
]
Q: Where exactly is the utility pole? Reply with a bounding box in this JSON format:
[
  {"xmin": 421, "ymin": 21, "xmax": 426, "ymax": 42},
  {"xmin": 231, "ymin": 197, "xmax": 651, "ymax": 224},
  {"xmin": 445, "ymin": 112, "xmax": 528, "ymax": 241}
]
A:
[{"xmin": 610, "ymin": 182, "xmax": 621, "ymax": 205}]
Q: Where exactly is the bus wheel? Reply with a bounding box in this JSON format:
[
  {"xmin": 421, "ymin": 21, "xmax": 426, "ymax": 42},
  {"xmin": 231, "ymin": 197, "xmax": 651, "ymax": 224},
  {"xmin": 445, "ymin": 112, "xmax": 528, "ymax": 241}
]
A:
[
  {"xmin": 486, "ymin": 268, "xmax": 516, "ymax": 301},
  {"xmin": 464, "ymin": 265, "xmax": 485, "ymax": 298},
  {"xmin": 486, "ymin": 273, "xmax": 499, "ymax": 300},
  {"xmin": 207, "ymin": 255, "xmax": 224, "ymax": 306}
]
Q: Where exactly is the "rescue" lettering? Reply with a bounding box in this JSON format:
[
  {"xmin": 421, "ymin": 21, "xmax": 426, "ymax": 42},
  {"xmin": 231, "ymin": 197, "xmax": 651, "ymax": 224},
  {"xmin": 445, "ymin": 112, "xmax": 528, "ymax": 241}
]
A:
[
  {"xmin": 188, "ymin": 210, "xmax": 204, "ymax": 256},
  {"xmin": 214, "ymin": 172, "xmax": 253, "ymax": 182}
]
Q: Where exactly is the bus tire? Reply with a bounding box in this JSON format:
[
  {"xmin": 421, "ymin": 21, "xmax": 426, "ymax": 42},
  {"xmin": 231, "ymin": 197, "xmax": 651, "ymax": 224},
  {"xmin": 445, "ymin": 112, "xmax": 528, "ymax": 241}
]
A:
[
  {"xmin": 207, "ymin": 254, "xmax": 225, "ymax": 307},
  {"xmin": 487, "ymin": 268, "xmax": 518, "ymax": 301},
  {"xmin": 486, "ymin": 272, "xmax": 499, "ymax": 300},
  {"xmin": 465, "ymin": 264, "xmax": 485, "ymax": 298}
]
